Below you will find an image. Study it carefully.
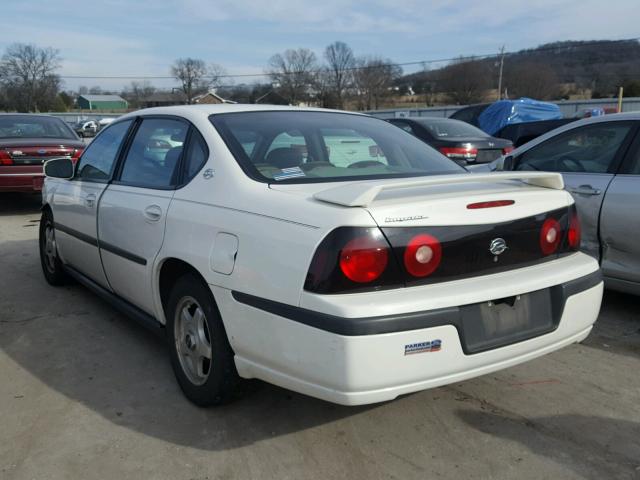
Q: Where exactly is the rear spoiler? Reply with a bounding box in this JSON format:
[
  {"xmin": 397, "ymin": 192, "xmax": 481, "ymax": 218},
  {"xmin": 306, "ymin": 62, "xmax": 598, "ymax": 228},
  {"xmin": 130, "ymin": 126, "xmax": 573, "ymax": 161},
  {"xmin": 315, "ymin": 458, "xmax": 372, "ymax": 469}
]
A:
[{"xmin": 313, "ymin": 172, "xmax": 564, "ymax": 207}]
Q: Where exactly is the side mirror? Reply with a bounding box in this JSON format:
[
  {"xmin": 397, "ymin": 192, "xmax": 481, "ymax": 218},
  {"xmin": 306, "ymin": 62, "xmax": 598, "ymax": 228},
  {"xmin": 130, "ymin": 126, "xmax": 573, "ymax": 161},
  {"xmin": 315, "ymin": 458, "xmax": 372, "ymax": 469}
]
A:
[
  {"xmin": 44, "ymin": 157, "xmax": 75, "ymax": 179},
  {"xmin": 496, "ymin": 155, "xmax": 514, "ymax": 171}
]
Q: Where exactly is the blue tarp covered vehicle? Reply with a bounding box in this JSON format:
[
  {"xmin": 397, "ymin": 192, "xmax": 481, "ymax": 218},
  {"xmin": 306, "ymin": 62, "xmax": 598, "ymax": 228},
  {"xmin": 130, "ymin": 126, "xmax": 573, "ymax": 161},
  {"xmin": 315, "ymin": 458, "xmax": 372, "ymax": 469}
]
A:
[{"xmin": 477, "ymin": 98, "xmax": 562, "ymax": 135}]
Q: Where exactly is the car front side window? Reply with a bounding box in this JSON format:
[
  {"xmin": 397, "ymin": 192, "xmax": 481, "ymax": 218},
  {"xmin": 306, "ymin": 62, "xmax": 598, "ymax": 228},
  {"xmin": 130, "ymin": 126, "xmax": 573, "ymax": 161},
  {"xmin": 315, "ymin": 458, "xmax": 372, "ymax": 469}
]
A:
[
  {"xmin": 516, "ymin": 123, "xmax": 633, "ymax": 174},
  {"xmin": 75, "ymin": 120, "xmax": 133, "ymax": 181}
]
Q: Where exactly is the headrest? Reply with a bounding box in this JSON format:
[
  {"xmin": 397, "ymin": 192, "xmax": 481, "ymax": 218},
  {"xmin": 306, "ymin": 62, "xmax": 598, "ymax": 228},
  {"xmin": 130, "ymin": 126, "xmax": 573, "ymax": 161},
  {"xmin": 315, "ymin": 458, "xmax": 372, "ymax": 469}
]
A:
[{"xmin": 266, "ymin": 147, "xmax": 303, "ymax": 169}]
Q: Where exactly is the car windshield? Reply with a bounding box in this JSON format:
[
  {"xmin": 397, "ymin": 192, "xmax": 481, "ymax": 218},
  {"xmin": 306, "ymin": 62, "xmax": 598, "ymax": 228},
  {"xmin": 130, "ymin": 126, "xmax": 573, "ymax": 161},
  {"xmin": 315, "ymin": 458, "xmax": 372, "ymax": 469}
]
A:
[
  {"xmin": 0, "ymin": 115, "xmax": 76, "ymax": 140},
  {"xmin": 417, "ymin": 119, "xmax": 489, "ymax": 138},
  {"xmin": 211, "ymin": 111, "xmax": 464, "ymax": 183}
]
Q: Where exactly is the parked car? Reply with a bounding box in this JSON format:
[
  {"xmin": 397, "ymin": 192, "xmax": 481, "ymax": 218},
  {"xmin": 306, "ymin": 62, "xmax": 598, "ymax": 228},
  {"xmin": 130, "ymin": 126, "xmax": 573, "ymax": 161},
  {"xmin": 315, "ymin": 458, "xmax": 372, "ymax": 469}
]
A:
[
  {"xmin": 0, "ymin": 114, "xmax": 84, "ymax": 193},
  {"xmin": 388, "ymin": 117, "xmax": 513, "ymax": 164},
  {"xmin": 73, "ymin": 120, "xmax": 99, "ymax": 138},
  {"xmin": 40, "ymin": 105, "xmax": 602, "ymax": 406},
  {"xmin": 482, "ymin": 113, "xmax": 640, "ymax": 295},
  {"xmin": 449, "ymin": 102, "xmax": 490, "ymax": 127},
  {"xmin": 495, "ymin": 119, "xmax": 576, "ymax": 148},
  {"xmin": 451, "ymin": 100, "xmax": 572, "ymax": 148}
]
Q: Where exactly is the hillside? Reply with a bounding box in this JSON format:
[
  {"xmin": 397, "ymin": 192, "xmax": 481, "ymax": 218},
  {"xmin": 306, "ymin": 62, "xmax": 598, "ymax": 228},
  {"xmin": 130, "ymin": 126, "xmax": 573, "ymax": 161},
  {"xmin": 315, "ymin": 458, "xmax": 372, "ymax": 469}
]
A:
[{"xmin": 398, "ymin": 39, "xmax": 640, "ymax": 101}]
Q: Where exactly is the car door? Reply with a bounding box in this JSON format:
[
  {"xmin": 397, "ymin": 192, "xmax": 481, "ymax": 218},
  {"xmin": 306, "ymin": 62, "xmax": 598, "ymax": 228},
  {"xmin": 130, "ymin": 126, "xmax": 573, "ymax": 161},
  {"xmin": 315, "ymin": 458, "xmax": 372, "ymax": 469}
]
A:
[
  {"xmin": 52, "ymin": 119, "xmax": 133, "ymax": 288},
  {"xmin": 97, "ymin": 116, "xmax": 197, "ymax": 315},
  {"xmin": 514, "ymin": 121, "xmax": 636, "ymax": 259},
  {"xmin": 599, "ymin": 131, "xmax": 640, "ymax": 293}
]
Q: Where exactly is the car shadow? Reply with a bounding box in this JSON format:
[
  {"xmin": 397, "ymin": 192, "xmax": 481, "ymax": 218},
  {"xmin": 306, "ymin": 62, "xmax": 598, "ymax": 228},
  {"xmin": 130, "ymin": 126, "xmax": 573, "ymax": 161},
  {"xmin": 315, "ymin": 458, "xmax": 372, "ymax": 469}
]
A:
[
  {"xmin": 0, "ymin": 237, "xmax": 377, "ymax": 451},
  {"xmin": 0, "ymin": 192, "xmax": 42, "ymax": 217},
  {"xmin": 456, "ymin": 409, "xmax": 640, "ymax": 479},
  {"xmin": 582, "ymin": 289, "xmax": 640, "ymax": 358}
]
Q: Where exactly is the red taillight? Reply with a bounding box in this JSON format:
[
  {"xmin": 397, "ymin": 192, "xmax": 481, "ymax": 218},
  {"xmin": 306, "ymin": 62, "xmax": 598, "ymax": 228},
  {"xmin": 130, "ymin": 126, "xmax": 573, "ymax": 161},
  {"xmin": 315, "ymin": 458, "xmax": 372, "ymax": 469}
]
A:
[
  {"xmin": 0, "ymin": 150, "xmax": 13, "ymax": 165},
  {"xmin": 71, "ymin": 148, "xmax": 84, "ymax": 163},
  {"xmin": 467, "ymin": 200, "xmax": 515, "ymax": 209},
  {"xmin": 439, "ymin": 146, "xmax": 478, "ymax": 159},
  {"xmin": 339, "ymin": 235, "xmax": 389, "ymax": 283},
  {"xmin": 540, "ymin": 218, "xmax": 561, "ymax": 255},
  {"xmin": 568, "ymin": 209, "xmax": 581, "ymax": 250},
  {"xmin": 403, "ymin": 234, "xmax": 442, "ymax": 277},
  {"xmin": 502, "ymin": 146, "xmax": 514, "ymax": 155}
]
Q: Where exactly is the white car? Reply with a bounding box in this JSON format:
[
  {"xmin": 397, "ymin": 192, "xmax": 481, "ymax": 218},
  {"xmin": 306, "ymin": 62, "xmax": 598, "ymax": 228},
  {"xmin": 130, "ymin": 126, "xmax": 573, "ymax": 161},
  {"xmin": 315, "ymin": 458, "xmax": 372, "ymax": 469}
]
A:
[{"xmin": 40, "ymin": 105, "xmax": 603, "ymax": 406}]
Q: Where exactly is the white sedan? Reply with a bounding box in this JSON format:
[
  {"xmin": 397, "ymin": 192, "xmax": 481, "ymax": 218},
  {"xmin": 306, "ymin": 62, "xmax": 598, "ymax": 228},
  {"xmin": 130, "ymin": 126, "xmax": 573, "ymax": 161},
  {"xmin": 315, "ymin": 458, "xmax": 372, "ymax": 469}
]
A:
[{"xmin": 40, "ymin": 105, "xmax": 602, "ymax": 406}]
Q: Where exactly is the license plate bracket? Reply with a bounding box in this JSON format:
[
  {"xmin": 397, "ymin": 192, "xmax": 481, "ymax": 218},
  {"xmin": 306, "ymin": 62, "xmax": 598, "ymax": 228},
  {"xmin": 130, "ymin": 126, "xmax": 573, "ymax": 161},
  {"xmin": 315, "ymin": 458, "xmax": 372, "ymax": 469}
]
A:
[{"xmin": 459, "ymin": 288, "xmax": 556, "ymax": 354}]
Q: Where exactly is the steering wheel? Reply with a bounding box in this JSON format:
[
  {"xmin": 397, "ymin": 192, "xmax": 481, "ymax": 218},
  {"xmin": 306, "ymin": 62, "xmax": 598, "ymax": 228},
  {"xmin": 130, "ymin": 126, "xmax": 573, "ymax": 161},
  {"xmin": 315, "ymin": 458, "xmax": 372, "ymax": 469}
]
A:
[
  {"xmin": 347, "ymin": 160, "xmax": 385, "ymax": 169},
  {"xmin": 556, "ymin": 156, "xmax": 585, "ymax": 172}
]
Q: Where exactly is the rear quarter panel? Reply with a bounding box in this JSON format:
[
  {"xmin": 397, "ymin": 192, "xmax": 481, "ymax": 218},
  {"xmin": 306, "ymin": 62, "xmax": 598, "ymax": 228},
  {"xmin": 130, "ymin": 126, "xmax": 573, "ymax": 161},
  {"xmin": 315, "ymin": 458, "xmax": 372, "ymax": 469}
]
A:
[{"xmin": 599, "ymin": 174, "xmax": 640, "ymax": 287}]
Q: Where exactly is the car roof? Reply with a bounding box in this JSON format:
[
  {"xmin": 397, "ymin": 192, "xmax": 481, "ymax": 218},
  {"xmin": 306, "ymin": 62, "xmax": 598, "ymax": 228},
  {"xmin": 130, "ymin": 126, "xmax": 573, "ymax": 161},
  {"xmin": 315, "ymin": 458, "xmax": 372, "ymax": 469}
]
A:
[
  {"xmin": 118, "ymin": 104, "xmax": 368, "ymax": 124},
  {"xmin": 404, "ymin": 117, "xmax": 467, "ymax": 124},
  {"xmin": 0, "ymin": 113, "xmax": 66, "ymax": 119}
]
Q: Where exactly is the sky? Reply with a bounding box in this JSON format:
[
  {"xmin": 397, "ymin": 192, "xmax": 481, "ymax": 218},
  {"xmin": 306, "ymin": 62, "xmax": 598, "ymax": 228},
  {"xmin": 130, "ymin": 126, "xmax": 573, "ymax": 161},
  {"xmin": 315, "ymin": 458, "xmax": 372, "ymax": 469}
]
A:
[{"xmin": 1, "ymin": 0, "xmax": 638, "ymax": 92}]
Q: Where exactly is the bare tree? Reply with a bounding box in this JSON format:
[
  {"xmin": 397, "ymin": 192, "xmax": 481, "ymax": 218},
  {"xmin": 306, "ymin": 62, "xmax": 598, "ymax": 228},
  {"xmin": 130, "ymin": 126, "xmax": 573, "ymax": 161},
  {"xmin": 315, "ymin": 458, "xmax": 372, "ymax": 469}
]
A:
[
  {"xmin": 267, "ymin": 48, "xmax": 317, "ymax": 105},
  {"xmin": 353, "ymin": 56, "xmax": 402, "ymax": 110},
  {"xmin": 122, "ymin": 80, "xmax": 156, "ymax": 108},
  {"xmin": 504, "ymin": 61, "xmax": 559, "ymax": 100},
  {"xmin": 324, "ymin": 41, "xmax": 355, "ymax": 108},
  {"xmin": 0, "ymin": 43, "xmax": 61, "ymax": 112},
  {"xmin": 171, "ymin": 58, "xmax": 226, "ymax": 104},
  {"xmin": 437, "ymin": 57, "xmax": 491, "ymax": 104}
]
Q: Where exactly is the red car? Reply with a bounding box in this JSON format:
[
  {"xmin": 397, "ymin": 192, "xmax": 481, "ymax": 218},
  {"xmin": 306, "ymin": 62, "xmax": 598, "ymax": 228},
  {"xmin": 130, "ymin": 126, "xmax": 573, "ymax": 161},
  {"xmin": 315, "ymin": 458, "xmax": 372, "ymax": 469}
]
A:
[{"xmin": 0, "ymin": 114, "xmax": 85, "ymax": 193}]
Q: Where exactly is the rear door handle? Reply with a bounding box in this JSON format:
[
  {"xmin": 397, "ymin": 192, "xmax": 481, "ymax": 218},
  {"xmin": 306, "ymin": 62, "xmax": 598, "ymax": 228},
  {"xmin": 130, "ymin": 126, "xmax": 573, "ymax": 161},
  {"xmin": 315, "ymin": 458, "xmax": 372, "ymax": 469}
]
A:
[
  {"xmin": 567, "ymin": 185, "xmax": 602, "ymax": 196},
  {"xmin": 84, "ymin": 193, "xmax": 96, "ymax": 208},
  {"xmin": 143, "ymin": 205, "xmax": 163, "ymax": 222}
]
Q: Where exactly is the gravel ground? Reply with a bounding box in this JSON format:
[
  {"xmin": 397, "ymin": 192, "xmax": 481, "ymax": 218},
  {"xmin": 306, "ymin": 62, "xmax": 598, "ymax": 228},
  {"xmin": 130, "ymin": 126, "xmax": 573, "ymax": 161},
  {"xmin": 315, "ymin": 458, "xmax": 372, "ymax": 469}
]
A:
[{"xmin": 1, "ymin": 192, "xmax": 639, "ymax": 480}]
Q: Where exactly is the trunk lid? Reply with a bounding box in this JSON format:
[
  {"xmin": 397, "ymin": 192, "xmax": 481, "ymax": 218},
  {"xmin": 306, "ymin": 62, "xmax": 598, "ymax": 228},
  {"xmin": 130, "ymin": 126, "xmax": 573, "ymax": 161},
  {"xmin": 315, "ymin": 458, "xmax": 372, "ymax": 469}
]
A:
[
  {"xmin": 277, "ymin": 172, "xmax": 576, "ymax": 288},
  {"xmin": 0, "ymin": 141, "xmax": 83, "ymax": 166}
]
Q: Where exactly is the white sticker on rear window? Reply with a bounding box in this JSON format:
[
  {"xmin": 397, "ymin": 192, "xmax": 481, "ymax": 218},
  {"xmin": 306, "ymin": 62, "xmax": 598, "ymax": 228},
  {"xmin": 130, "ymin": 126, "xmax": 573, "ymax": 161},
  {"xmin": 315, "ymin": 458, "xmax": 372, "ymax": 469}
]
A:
[{"xmin": 273, "ymin": 166, "xmax": 306, "ymax": 181}]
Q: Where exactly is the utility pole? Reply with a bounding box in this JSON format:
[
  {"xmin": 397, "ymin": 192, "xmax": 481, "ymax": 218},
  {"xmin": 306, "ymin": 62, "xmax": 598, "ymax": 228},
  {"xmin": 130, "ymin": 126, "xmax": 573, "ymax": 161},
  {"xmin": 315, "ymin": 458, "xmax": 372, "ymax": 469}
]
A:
[{"xmin": 497, "ymin": 45, "xmax": 506, "ymax": 100}]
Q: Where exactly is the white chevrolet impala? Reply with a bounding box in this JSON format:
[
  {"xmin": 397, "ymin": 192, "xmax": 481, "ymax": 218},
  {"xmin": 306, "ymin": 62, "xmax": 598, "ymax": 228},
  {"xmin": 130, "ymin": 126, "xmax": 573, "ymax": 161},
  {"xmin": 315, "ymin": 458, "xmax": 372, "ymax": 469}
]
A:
[{"xmin": 40, "ymin": 105, "xmax": 603, "ymax": 406}]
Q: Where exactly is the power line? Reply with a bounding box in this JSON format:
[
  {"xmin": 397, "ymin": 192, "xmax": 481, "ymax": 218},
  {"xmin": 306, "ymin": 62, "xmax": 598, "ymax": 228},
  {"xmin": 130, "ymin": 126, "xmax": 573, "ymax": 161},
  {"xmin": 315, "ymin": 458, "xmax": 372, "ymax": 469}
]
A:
[{"xmin": 56, "ymin": 37, "xmax": 640, "ymax": 81}]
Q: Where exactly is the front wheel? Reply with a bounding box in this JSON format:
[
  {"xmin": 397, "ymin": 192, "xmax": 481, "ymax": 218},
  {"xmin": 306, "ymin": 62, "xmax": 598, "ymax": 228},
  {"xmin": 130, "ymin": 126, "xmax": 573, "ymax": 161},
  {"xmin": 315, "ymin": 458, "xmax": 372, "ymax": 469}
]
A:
[
  {"xmin": 166, "ymin": 274, "xmax": 239, "ymax": 406},
  {"xmin": 39, "ymin": 209, "xmax": 68, "ymax": 286}
]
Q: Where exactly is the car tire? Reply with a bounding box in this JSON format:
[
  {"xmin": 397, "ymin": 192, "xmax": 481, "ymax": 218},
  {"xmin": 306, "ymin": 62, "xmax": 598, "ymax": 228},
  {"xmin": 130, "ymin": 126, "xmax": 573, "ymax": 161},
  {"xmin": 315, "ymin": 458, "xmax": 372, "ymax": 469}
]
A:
[
  {"xmin": 39, "ymin": 209, "xmax": 68, "ymax": 286},
  {"xmin": 166, "ymin": 274, "xmax": 239, "ymax": 406}
]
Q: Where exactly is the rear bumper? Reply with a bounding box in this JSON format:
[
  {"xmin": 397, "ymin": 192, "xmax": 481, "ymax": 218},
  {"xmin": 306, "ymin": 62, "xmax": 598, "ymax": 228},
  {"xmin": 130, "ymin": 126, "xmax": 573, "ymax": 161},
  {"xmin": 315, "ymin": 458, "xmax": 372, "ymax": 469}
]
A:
[
  {"xmin": 0, "ymin": 166, "xmax": 44, "ymax": 192},
  {"xmin": 215, "ymin": 253, "xmax": 603, "ymax": 405}
]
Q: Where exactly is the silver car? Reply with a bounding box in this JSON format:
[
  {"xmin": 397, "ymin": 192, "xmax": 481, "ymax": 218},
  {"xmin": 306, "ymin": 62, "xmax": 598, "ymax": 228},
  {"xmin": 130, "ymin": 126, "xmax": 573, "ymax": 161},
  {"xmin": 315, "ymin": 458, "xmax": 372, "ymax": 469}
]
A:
[{"xmin": 478, "ymin": 113, "xmax": 640, "ymax": 295}]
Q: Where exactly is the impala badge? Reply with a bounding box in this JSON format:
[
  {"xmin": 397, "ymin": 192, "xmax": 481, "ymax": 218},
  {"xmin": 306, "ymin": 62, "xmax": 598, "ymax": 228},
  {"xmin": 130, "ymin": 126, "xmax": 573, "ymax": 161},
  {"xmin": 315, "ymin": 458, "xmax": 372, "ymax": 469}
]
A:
[{"xmin": 489, "ymin": 237, "xmax": 507, "ymax": 262}]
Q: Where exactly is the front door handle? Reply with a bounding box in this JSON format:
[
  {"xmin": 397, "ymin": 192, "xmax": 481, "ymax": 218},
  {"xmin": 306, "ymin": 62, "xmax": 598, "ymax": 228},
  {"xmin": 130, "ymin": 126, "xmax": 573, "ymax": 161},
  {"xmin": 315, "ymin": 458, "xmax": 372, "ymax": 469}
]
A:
[
  {"xmin": 567, "ymin": 185, "xmax": 602, "ymax": 196},
  {"xmin": 143, "ymin": 205, "xmax": 163, "ymax": 222},
  {"xmin": 84, "ymin": 193, "xmax": 96, "ymax": 208}
]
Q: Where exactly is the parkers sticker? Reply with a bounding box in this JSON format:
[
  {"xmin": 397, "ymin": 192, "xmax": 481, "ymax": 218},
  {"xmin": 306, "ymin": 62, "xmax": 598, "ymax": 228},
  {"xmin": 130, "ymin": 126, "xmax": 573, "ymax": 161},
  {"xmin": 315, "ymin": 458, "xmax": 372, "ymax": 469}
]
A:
[{"xmin": 404, "ymin": 339, "xmax": 442, "ymax": 355}]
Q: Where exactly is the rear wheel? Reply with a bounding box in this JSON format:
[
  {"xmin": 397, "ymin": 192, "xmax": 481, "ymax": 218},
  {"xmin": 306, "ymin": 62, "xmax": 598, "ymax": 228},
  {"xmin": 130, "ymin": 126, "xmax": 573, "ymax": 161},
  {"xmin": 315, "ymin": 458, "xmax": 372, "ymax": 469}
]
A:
[
  {"xmin": 39, "ymin": 209, "xmax": 68, "ymax": 286},
  {"xmin": 166, "ymin": 274, "xmax": 239, "ymax": 406}
]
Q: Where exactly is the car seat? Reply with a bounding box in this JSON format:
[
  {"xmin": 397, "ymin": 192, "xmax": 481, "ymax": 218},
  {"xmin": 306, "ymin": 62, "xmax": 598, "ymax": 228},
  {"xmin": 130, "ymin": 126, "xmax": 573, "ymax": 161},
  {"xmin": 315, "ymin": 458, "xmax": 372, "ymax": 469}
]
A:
[{"xmin": 265, "ymin": 147, "xmax": 303, "ymax": 169}]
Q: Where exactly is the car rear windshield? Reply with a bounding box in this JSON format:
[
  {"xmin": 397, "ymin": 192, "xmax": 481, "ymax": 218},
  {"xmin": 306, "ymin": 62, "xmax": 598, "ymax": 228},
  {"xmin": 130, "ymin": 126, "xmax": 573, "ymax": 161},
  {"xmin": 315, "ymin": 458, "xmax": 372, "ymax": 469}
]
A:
[
  {"xmin": 210, "ymin": 111, "xmax": 464, "ymax": 183},
  {"xmin": 0, "ymin": 115, "xmax": 76, "ymax": 140},
  {"xmin": 417, "ymin": 119, "xmax": 489, "ymax": 138}
]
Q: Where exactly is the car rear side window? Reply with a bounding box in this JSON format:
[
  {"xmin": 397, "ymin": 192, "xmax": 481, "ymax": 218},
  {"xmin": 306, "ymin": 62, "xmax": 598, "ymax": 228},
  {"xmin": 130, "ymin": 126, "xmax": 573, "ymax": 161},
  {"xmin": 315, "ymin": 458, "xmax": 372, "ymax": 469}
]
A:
[
  {"xmin": 118, "ymin": 118, "xmax": 188, "ymax": 188},
  {"xmin": 516, "ymin": 123, "xmax": 633, "ymax": 174},
  {"xmin": 182, "ymin": 128, "xmax": 209, "ymax": 182},
  {"xmin": 75, "ymin": 120, "xmax": 132, "ymax": 181}
]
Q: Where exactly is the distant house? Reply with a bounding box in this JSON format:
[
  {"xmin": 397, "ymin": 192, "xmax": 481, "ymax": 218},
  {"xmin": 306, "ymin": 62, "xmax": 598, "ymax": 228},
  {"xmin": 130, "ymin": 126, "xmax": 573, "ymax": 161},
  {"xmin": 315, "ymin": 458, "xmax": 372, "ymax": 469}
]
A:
[
  {"xmin": 141, "ymin": 90, "xmax": 233, "ymax": 108},
  {"xmin": 141, "ymin": 92, "xmax": 187, "ymax": 108},
  {"xmin": 193, "ymin": 91, "xmax": 235, "ymax": 105},
  {"xmin": 77, "ymin": 94, "xmax": 128, "ymax": 111}
]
